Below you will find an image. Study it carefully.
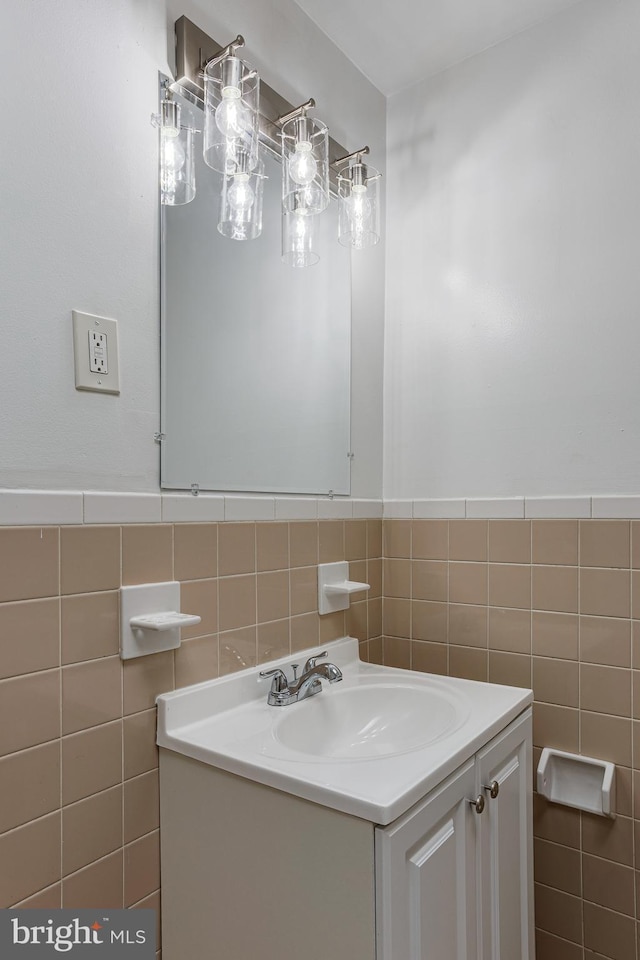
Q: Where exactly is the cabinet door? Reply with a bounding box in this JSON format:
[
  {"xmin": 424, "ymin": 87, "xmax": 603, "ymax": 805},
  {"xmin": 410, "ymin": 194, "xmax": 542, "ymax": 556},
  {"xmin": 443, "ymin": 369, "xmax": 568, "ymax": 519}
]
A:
[
  {"xmin": 376, "ymin": 760, "xmax": 479, "ymax": 960},
  {"xmin": 477, "ymin": 712, "xmax": 533, "ymax": 960}
]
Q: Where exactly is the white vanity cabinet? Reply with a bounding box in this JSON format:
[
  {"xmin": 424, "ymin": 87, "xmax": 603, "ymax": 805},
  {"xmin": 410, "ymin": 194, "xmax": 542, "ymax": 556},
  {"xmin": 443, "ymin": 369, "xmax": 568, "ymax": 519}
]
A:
[
  {"xmin": 159, "ymin": 708, "xmax": 533, "ymax": 960},
  {"xmin": 375, "ymin": 710, "xmax": 533, "ymax": 960}
]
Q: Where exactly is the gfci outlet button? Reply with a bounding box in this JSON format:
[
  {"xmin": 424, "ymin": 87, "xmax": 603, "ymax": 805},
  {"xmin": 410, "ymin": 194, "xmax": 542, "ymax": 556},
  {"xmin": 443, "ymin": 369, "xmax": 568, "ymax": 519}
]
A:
[{"xmin": 72, "ymin": 310, "xmax": 120, "ymax": 394}]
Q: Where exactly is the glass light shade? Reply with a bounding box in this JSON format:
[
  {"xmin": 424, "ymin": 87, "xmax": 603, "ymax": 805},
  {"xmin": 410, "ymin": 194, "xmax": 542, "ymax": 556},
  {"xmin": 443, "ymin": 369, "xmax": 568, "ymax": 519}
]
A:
[
  {"xmin": 203, "ymin": 55, "xmax": 259, "ymax": 175},
  {"xmin": 281, "ymin": 116, "xmax": 329, "ymax": 216},
  {"xmin": 338, "ymin": 161, "xmax": 381, "ymax": 249},
  {"xmin": 218, "ymin": 157, "xmax": 265, "ymax": 241},
  {"xmin": 161, "ymin": 124, "xmax": 195, "ymax": 206},
  {"xmin": 281, "ymin": 208, "xmax": 320, "ymax": 267}
]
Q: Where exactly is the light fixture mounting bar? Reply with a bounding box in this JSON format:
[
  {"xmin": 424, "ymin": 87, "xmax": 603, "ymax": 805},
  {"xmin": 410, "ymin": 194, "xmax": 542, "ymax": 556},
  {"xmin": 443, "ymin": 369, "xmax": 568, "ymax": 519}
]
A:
[
  {"xmin": 275, "ymin": 99, "xmax": 315, "ymax": 128},
  {"xmin": 174, "ymin": 16, "xmax": 348, "ymax": 177},
  {"xmin": 202, "ymin": 34, "xmax": 244, "ymax": 71},
  {"xmin": 332, "ymin": 146, "xmax": 370, "ymax": 168}
]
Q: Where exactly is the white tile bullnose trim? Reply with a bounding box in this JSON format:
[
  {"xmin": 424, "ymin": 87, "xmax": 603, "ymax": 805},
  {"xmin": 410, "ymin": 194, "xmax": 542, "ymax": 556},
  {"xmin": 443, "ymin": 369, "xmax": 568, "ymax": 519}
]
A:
[
  {"xmin": 525, "ymin": 497, "xmax": 592, "ymax": 519},
  {"xmin": 352, "ymin": 499, "xmax": 383, "ymax": 519},
  {"xmin": 317, "ymin": 498, "xmax": 353, "ymax": 519},
  {"xmin": 10, "ymin": 490, "xmax": 640, "ymax": 523},
  {"xmin": 592, "ymin": 497, "xmax": 640, "ymax": 519},
  {"xmin": 162, "ymin": 494, "xmax": 225, "ymax": 522},
  {"xmin": 0, "ymin": 490, "xmax": 84, "ymax": 525},
  {"xmin": 383, "ymin": 500, "xmax": 413, "ymax": 518},
  {"xmin": 413, "ymin": 499, "xmax": 466, "ymax": 519},
  {"xmin": 84, "ymin": 493, "xmax": 162, "ymax": 524},
  {"xmin": 274, "ymin": 498, "xmax": 318, "ymax": 520},
  {"xmin": 224, "ymin": 497, "xmax": 275, "ymax": 521},
  {"xmin": 466, "ymin": 498, "xmax": 525, "ymax": 519}
]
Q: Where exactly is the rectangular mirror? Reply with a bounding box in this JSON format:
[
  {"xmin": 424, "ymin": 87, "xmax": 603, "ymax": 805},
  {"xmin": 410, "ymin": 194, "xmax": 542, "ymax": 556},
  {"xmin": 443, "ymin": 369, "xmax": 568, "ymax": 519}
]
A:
[{"xmin": 160, "ymin": 87, "xmax": 352, "ymax": 495}]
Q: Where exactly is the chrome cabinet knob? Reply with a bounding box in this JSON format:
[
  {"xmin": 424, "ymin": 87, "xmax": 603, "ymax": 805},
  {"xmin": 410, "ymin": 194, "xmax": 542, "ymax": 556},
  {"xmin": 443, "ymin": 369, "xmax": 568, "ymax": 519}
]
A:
[
  {"xmin": 484, "ymin": 780, "xmax": 500, "ymax": 799},
  {"xmin": 468, "ymin": 794, "xmax": 485, "ymax": 814}
]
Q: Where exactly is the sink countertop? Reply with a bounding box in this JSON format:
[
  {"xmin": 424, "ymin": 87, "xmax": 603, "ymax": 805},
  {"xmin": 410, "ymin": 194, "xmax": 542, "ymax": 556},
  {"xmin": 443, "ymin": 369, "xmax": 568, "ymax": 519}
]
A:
[{"xmin": 156, "ymin": 636, "xmax": 532, "ymax": 825}]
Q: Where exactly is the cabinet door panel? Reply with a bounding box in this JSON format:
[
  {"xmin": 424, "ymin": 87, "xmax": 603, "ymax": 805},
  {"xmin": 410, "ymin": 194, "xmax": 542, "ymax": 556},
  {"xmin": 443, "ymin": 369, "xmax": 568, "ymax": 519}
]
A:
[
  {"xmin": 376, "ymin": 760, "xmax": 478, "ymax": 960},
  {"xmin": 477, "ymin": 713, "xmax": 533, "ymax": 960}
]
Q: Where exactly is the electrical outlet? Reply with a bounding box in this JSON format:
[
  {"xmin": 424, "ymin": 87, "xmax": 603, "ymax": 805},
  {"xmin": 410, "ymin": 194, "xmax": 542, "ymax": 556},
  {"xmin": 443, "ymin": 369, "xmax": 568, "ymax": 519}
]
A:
[
  {"xmin": 72, "ymin": 311, "xmax": 120, "ymax": 394},
  {"xmin": 89, "ymin": 331, "xmax": 108, "ymax": 374}
]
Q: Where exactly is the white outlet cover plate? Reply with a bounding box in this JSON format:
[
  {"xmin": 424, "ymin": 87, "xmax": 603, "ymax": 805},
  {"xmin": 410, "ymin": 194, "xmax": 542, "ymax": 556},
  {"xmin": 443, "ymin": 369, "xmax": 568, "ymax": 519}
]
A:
[{"xmin": 72, "ymin": 310, "xmax": 120, "ymax": 394}]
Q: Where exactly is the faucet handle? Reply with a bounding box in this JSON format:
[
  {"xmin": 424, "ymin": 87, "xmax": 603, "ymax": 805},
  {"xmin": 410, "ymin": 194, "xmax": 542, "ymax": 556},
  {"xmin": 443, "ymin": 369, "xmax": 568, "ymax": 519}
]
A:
[
  {"xmin": 259, "ymin": 667, "xmax": 288, "ymax": 692},
  {"xmin": 303, "ymin": 650, "xmax": 328, "ymax": 673}
]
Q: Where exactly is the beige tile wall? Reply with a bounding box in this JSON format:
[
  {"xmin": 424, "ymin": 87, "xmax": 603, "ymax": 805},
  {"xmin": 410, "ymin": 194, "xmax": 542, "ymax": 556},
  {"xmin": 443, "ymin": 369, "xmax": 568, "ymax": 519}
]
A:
[
  {"xmin": 380, "ymin": 518, "xmax": 640, "ymax": 960},
  {"xmin": 10, "ymin": 513, "xmax": 637, "ymax": 959},
  {"xmin": 0, "ymin": 518, "xmax": 382, "ymax": 953}
]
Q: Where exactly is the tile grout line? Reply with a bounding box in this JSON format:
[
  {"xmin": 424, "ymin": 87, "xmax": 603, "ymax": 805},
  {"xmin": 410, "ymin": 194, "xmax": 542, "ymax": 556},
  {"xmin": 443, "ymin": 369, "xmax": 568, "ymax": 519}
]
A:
[
  {"xmin": 253, "ymin": 523, "xmax": 258, "ymax": 667},
  {"xmin": 58, "ymin": 524, "xmax": 63, "ymax": 906},
  {"xmin": 170, "ymin": 523, "xmax": 177, "ymax": 695},
  {"xmin": 485, "ymin": 522, "xmax": 489, "ymax": 681},
  {"xmin": 381, "ymin": 519, "xmax": 385, "ymax": 665},
  {"xmin": 446, "ymin": 520, "xmax": 450, "ymax": 677},
  {"xmin": 216, "ymin": 521, "xmax": 222, "ymax": 671},
  {"xmin": 632, "ymin": 515, "xmax": 638, "ymax": 960},
  {"xmin": 576, "ymin": 521, "xmax": 585, "ymax": 951},
  {"xmin": 119, "ymin": 525, "xmax": 125, "ymax": 908},
  {"xmin": 409, "ymin": 520, "xmax": 413, "ymax": 670}
]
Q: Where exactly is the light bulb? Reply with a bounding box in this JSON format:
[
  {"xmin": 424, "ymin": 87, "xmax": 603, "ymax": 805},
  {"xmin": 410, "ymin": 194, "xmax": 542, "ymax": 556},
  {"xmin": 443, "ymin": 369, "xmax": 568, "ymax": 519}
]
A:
[
  {"xmin": 346, "ymin": 183, "xmax": 371, "ymax": 225},
  {"xmin": 293, "ymin": 214, "xmax": 307, "ymax": 242},
  {"xmin": 288, "ymin": 141, "xmax": 317, "ymax": 186},
  {"xmin": 161, "ymin": 137, "xmax": 186, "ymax": 176},
  {"xmin": 215, "ymin": 87, "xmax": 250, "ymax": 138},
  {"xmin": 227, "ymin": 173, "xmax": 255, "ymax": 213},
  {"xmin": 161, "ymin": 137, "xmax": 186, "ymax": 204},
  {"xmin": 344, "ymin": 183, "xmax": 372, "ymax": 246},
  {"xmin": 290, "ymin": 215, "xmax": 309, "ymax": 266},
  {"xmin": 290, "ymin": 213, "xmax": 309, "ymax": 257}
]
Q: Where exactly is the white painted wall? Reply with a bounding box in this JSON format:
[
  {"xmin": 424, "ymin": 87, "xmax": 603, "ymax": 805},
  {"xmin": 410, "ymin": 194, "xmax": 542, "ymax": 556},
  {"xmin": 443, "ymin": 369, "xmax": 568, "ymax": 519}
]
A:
[
  {"xmin": 385, "ymin": 0, "xmax": 640, "ymax": 499},
  {"xmin": 1, "ymin": 0, "xmax": 385, "ymax": 496}
]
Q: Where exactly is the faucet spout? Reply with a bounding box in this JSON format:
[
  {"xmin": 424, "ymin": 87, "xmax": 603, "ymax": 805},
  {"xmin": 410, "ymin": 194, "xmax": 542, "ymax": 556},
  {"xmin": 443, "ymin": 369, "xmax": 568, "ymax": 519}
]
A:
[{"xmin": 293, "ymin": 661, "xmax": 343, "ymax": 701}]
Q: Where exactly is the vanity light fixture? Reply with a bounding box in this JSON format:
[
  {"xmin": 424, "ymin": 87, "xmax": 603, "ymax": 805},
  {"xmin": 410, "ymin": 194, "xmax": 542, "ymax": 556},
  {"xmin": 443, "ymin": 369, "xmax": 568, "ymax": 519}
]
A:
[
  {"xmin": 202, "ymin": 35, "xmax": 260, "ymax": 176},
  {"xmin": 280, "ymin": 101, "xmax": 329, "ymax": 217},
  {"xmin": 334, "ymin": 147, "xmax": 381, "ymax": 249},
  {"xmin": 153, "ymin": 83, "xmax": 196, "ymax": 206},
  {"xmin": 159, "ymin": 17, "xmax": 384, "ymax": 256}
]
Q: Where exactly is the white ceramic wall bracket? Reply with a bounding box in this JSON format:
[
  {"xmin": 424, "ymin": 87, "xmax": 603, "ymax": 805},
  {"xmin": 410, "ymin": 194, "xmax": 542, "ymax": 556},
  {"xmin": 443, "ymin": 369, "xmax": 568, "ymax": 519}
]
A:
[
  {"xmin": 120, "ymin": 581, "xmax": 201, "ymax": 660},
  {"xmin": 318, "ymin": 561, "xmax": 370, "ymax": 615},
  {"xmin": 537, "ymin": 747, "xmax": 616, "ymax": 817}
]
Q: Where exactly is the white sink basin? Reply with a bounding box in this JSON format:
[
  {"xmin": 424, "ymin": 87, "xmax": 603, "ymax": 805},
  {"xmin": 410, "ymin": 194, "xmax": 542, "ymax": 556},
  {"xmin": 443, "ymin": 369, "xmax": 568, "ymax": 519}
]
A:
[
  {"xmin": 156, "ymin": 636, "xmax": 532, "ymax": 824},
  {"xmin": 273, "ymin": 680, "xmax": 466, "ymax": 759}
]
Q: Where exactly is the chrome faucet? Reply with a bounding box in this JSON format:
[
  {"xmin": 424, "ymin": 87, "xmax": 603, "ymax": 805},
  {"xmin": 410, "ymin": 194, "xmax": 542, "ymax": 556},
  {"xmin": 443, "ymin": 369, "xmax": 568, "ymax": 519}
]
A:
[{"xmin": 259, "ymin": 651, "xmax": 343, "ymax": 706}]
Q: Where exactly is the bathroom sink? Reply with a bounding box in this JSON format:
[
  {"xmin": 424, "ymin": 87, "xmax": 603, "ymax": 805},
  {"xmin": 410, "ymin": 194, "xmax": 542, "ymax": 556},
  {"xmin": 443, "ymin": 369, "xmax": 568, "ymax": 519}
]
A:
[
  {"xmin": 156, "ymin": 636, "xmax": 532, "ymax": 823},
  {"xmin": 273, "ymin": 680, "xmax": 466, "ymax": 759}
]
